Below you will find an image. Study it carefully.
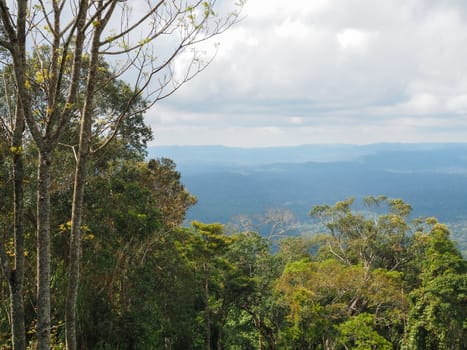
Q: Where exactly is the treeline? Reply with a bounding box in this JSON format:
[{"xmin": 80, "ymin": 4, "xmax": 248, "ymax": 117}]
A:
[{"xmin": 1, "ymin": 129, "xmax": 466, "ymax": 348}]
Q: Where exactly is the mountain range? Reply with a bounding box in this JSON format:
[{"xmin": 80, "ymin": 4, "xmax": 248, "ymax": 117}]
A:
[{"xmin": 147, "ymin": 143, "xmax": 467, "ymax": 237}]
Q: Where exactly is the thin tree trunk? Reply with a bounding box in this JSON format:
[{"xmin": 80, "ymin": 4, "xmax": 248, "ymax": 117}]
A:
[
  {"xmin": 205, "ymin": 265, "xmax": 211, "ymax": 350},
  {"xmin": 36, "ymin": 150, "xmax": 51, "ymax": 350},
  {"xmin": 217, "ymin": 328, "xmax": 222, "ymax": 350},
  {"xmin": 65, "ymin": 125, "xmax": 89, "ymax": 350},
  {"xmin": 65, "ymin": 6, "xmax": 99, "ymax": 347},
  {"xmin": 8, "ymin": 1, "xmax": 29, "ymax": 344},
  {"xmin": 258, "ymin": 315, "xmax": 263, "ymax": 350},
  {"xmin": 10, "ymin": 109, "xmax": 26, "ymax": 349}
]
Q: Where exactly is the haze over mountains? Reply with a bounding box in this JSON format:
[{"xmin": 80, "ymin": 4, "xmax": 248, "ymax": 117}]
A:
[{"xmin": 148, "ymin": 143, "xmax": 467, "ymax": 226}]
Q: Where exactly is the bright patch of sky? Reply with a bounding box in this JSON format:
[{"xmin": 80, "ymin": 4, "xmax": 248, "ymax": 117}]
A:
[{"xmin": 146, "ymin": 0, "xmax": 467, "ymax": 147}]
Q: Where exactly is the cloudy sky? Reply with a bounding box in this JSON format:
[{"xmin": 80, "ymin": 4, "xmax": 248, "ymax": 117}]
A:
[{"xmin": 146, "ymin": 0, "xmax": 467, "ymax": 147}]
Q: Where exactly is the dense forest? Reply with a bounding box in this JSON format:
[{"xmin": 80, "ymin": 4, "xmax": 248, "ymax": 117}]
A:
[
  {"xmin": 0, "ymin": 1, "xmax": 466, "ymax": 349},
  {"xmin": 2, "ymin": 126, "xmax": 467, "ymax": 348}
]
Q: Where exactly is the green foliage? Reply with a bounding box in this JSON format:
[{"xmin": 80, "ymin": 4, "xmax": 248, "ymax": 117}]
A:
[
  {"xmin": 336, "ymin": 313, "xmax": 392, "ymax": 350},
  {"xmin": 405, "ymin": 224, "xmax": 467, "ymax": 350},
  {"xmin": 2, "ymin": 116, "xmax": 466, "ymax": 350},
  {"xmin": 72, "ymin": 157, "xmax": 199, "ymax": 349}
]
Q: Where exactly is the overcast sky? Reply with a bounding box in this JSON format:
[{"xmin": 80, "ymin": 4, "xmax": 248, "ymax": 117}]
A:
[{"xmin": 146, "ymin": 0, "xmax": 467, "ymax": 147}]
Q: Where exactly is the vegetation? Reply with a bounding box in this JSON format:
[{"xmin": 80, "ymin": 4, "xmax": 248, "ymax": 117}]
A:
[
  {"xmin": 0, "ymin": 1, "xmax": 242, "ymax": 349},
  {"xmin": 1, "ymin": 111, "xmax": 466, "ymax": 348},
  {"xmin": 0, "ymin": 1, "xmax": 465, "ymax": 349}
]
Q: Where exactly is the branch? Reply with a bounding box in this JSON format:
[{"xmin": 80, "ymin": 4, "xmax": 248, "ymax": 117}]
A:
[
  {"xmin": 98, "ymin": 0, "xmax": 166, "ymax": 47},
  {"xmin": 58, "ymin": 142, "xmax": 78, "ymax": 162},
  {"xmin": 82, "ymin": 0, "xmax": 243, "ymax": 155},
  {"xmin": 0, "ymin": 0, "xmax": 16, "ymax": 45},
  {"xmin": 0, "ymin": 71, "xmax": 14, "ymax": 136},
  {"xmin": 81, "ymin": 0, "xmax": 115, "ymax": 33},
  {"xmin": 38, "ymin": 0, "xmax": 57, "ymax": 37},
  {"xmin": 328, "ymin": 241, "xmax": 350, "ymax": 265},
  {"xmin": 53, "ymin": 0, "xmax": 90, "ymax": 141}
]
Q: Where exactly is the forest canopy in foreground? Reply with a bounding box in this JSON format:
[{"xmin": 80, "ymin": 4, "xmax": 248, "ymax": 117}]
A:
[{"xmin": 1, "ymin": 138, "xmax": 466, "ymax": 348}]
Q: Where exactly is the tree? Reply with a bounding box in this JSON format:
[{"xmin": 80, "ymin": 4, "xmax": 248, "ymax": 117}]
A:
[
  {"xmin": 72, "ymin": 156, "xmax": 198, "ymax": 348},
  {"xmin": 187, "ymin": 221, "xmax": 233, "ymax": 350},
  {"xmin": 0, "ymin": 1, "xmax": 243, "ymax": 349},
  {"xmin": 275, "ymin": 257, "xmax": 408, "ymax": 349},
  {"xmin": 271, "ymin": 197, "xmax": 419, "ymax": 348},
  {"xmin": 223, "ymin": 231, "xmax": 283, "ymax": 350},
  {"xmin": 231, "ymin": 208, "xmax": 299, "ymax": 243},
  {"xmin": 310, "ymin": 196, "xmax": 413, "ymax": 272},
  {"xmin": 0, "ymin": 49, "xmax": 157, "ymax": 349},
  {"xmin": 0, "ymin": 54, "xmax": 27, "ymax": 350},
  {"xmin": 405, "ymin": 223, "xmax": 467, "ymax": 349},
  {"xmin": 147, "ymin": 158, "xmax": 197, "ymax": 227}
]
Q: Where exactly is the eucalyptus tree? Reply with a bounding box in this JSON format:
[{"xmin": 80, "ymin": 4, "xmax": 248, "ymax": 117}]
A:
[
  {"xmin": 0, "ymin": 1, "xmax": 243, "ymax": 349},
  {"xmin": 273, "ymin": 197, "xmax": 418, "ymax": 348},
  {"xmin": 0, "ymin": 52, "xmax": 28, "ymax": 350}
]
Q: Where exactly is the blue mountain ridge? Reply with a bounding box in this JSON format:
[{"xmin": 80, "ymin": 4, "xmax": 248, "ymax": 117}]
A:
[{"xmin": 147, "ymin": 143, "xmax": 467, "ymax": 225}]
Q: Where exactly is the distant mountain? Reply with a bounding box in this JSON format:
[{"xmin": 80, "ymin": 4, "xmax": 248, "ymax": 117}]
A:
[
  {"xmin": 149, "ymin": 144, "xmax": 370, "ymax": 167},
  {"xmin": 149, "ymin": 143, "xmax": 467, "ymax": 171},
  {"xmin": 147, "ymin": 143, "xmax": 467, "ymax": 225}
]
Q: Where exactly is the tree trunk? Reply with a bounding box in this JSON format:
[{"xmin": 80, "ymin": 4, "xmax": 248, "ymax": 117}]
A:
[
  {"xmin": 65, "ymin": 164, "xmax": 84, "ymax": 350},
  {"xmin": 65, "ymin": 129, "xmax": 89, "ymax": 350},
  {"xmin": 216, "ymin": 328, "xmax": 222, "ymax": 350},
  {"xmin": 258, "ymin": 315, "xmax": 263, "ymax": 350},
  {"xmin": 36, "ymin": 150, "xmax": 51, "ymax": 350},
  {"xmin": 205, "ymin": 266, "xmax": 211, "ymax": 350},
  {"xmin": 10, "ymin": 267, "xmax": 26, "ymax": 350},
  {"xmin": 65, "ymin": 8, "xmax": 99, "ymax": 347},
  {"xmin": 10, "ymin": 133, "xmax": 26, "ymax": 350}
]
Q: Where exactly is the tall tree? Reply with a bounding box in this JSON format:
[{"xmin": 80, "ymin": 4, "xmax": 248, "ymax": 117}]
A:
[
  {"xmin": 0, "ymin": 1, "xmax": 242, "ymax": 349},
  {"xmin": 224, "ymin": 230, "xmax": 284, "ymax": 350},
  {"xmin": 188, "ymin": 221, "xmax": 233, "ymax": 350},
  {"xmin": 0, "ymin": 72, "xmax": 26, "ymax": 349},
  {"xmin": 73, "ymin": 155, "xmax": 197, "ymax": 348},
  {"xmin": 0, "ymin": 2, "xmax": 89, "ymax": 347}
]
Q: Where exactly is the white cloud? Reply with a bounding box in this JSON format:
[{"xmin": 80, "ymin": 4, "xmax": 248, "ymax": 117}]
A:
[
  {"xmin": 147, "ymin": 0, "xmax": 467, "ymax": 147},
  {"xmin": 336, "ymin": 28, "xmax": 374, "ymax": 51},
  {"xmin": 275, "ymin": 18, "xmax": 310, "ymax": 39},
  {"xmin": 262, "ymin": 126, "xmax": 284, "ymax": 135},
  {"xmin": 447, "ymin": 95, "xmax": 467, "ymax": 113},
  {"xmin": 288, "ymin": 117, "xmax": 304, "ymax": 125},
  {"xmin": 403, "ymin": 93, "xmax": 442, "ymax": 114},
  {"xmin": 244, "ymin": 0, "xmax": 330, "ymax": 19}
]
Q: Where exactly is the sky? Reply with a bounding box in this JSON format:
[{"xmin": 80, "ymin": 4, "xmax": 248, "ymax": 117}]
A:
[{"xmin": 145, "ymin": 0, "xmax": 467, "ymax": 147}]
